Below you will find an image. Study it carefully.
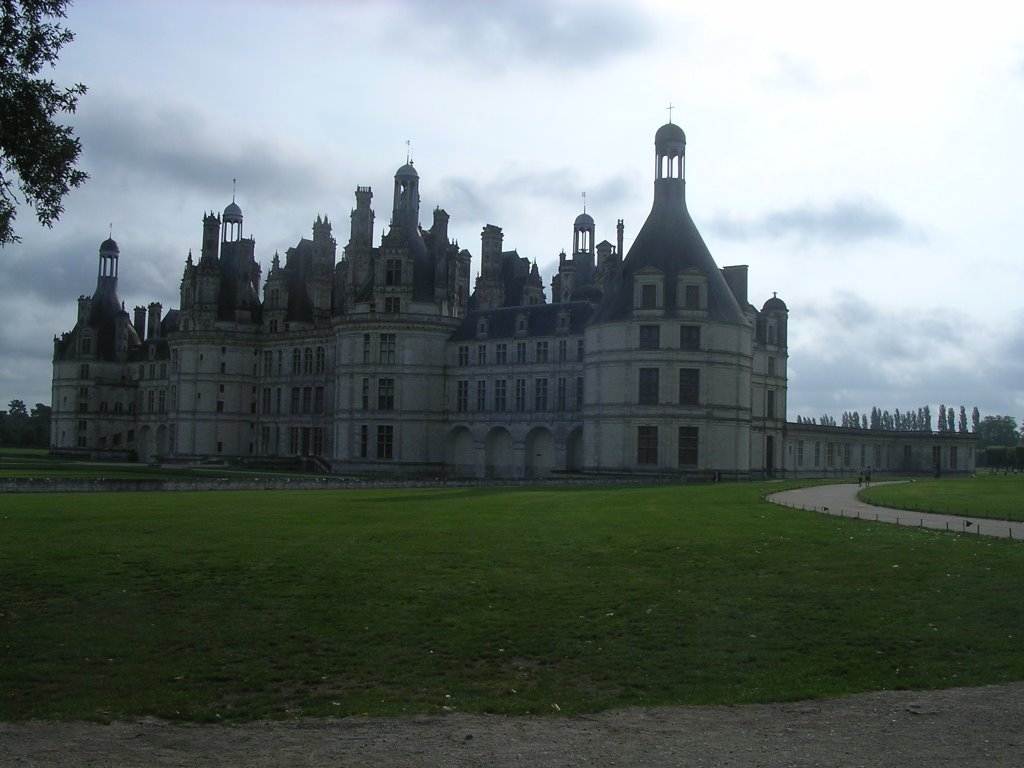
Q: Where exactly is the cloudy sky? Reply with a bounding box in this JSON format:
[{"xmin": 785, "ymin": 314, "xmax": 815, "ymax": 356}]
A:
[{"xmin": 3, "ymin": 0, "xmax": 1023, "ymax": 425}]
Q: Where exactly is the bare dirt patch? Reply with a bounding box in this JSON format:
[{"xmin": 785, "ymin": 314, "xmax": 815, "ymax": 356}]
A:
[{"xmin": 3, "ymin": 682, "xmax": 1022, "ymax": 767}]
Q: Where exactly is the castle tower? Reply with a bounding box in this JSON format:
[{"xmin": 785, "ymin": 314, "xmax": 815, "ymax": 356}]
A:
[
  {"xmin": 474, "ymin": 224, "xmax": 505, "ymax": 309},
  {"xmin": 349, "ymin": 186, "xmax": 374, "ymax": 250},
  {"xmin": 200, "ymin": 212, "xmax": 220, "ymax": 265},
  {"xmin": 391, "ymin": 162, "xmax": 420, "ymax": 231},
  {"xmin": 223, "ymin": 198, "xmax": 243, "ymax": 242}
]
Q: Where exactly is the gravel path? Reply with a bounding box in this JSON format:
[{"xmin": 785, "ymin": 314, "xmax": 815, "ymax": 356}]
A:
[
  {"xmin": 767, "ymin": 482, "xmax": 1024, "ymax": 540},
  {"xmin": 3, "ymin": 682, "xmax": 1023, "ymax": 766}
]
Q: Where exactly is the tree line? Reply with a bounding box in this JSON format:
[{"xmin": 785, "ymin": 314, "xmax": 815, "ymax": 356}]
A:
[
  {"xmin": 794, "ymin": 404, "xmax": 980, "ymax": 433},
  {"xmin": 0, "ymin": 400, "xmax": 50, "ymax": 447}
]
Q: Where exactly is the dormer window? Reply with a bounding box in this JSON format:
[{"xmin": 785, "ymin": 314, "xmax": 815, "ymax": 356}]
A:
[
  {"xmin": 633, "ymin": 270, "xmax": 664, "ymax": 311},
  {"xmin": 677, "ymin": 270, "xmax": 707, "ymax": 312},
  {"xmin": 476, "ymin": 318, "xmax": 489, "ymax": 339},
  {"xmin": 515, "ymin": 313, "xmax": 528, "ymax": 336}
]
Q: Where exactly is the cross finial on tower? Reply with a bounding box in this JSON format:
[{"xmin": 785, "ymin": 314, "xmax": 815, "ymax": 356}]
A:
[
  {"xmin": 108, "ymin": 222, "xmax": 112, "ymax": 238},
  {"xmin": 232, "ymin": 178, "xmax": 237, "ymax": 203},
  {"xmin": 582, "ymin": 191, "xmax": 586, "ymax": 214},
  {"xmin": 406, "ymin": 139, "xmax": 411, "ymax": 164},
  {"xmin": 667, "ymin": 102, "xmax": 675, "ymax": 124}
]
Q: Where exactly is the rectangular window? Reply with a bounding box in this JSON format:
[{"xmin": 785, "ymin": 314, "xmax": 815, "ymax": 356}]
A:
[
  {"xmin": 641, "ymin": 283, "xmax": 657, "ymax": 309},
  {"xmin": 494, "ymin": 379, "xmax": 507, "ymax": 411},
  {"xmin": 638, "ymin": 426, "xmax": 658, "ymax": 465},
  {"xmin": 80, "ymin": 363, "xmax": 89, "ymax": 379},
  {"xmin": 476, "ymin": 380, "xmax": 486, "ymax": 411},
  {"xmin": 376, "ymin": 425, "xmax": 394, "ymax": 459},
  {"xmin": 797, "ymin": 440, "xmax": 805, "ymax": 467},
  {"xmin": 639, "ymin": 368, "xmax": 659, "ymax": 405},
  {"xmin": 359, "ymin": 425, "xmax": 368, "ymax": 458},
  {"xmin": 516, "ymin": 342, "xmax": 527, "ymax": 364},
  {"xmin": 558, "ymin": 339, "xmax": 568, "ymax": 362},
  {"xmin": 874, "ymin": 445, "xmax": 882, "ymax": 467},
  {"xmin": 292, "ymin": 349, "xmax": 301, "ymax": 375},
  {"xmin": 314, "ymin": 386, "xmax": 324, "ymax": 414},
  {"xmin": 456, "ymin": 380, "xmax": 469, "ymax": 412},
  {"xmin": 826, "ymin": 443, "xmax": 835, "ymax": 467},
  {"xmin": 363, "ymin": 334, "xmax": 371, "ymax": 364},
  {"xmin": 290, "ymin": 427, "xmax": 300, "ymax": 455},
  {"xmin": 534, "ymin": 378, "xmax": 548, "ymax": 411},
  {"xmin": 843, "ymin": 443, "xmax": 851, "ymax": 467},
  {"xmin": 949, "ymin": 446, "xmax": 958, "ymax": 470},
  {"xmin": 535, "ymin": 341, "xmax": 549, "ymax": 362},
  {"xmin": 557, "ymin": 377, "xmax": 567, "ymax": 410},
  {"xmin": 263, "ymin": 351, "xmax": 272, "ymax": 376},
  {"xmin": 313, "ymin": 427, "xmax": 324, "ymax": 456},
  {"xmin": 302, "ymin": 386, "xmax": 312, "ymax": 414},
  {"xmin": 767, "ymin": 356, "xmax": 776, "ymax": 377},
  {"xmin": 216, "ymin": 400, "xmax": 224, "ymax": 413},
  {"xmin": 291, "ymin": 387, "xmax": 300, "ymax": 414},
  {"xmin": 639, "ymin": 325, "xmax": 660, "ymax": 349},
  {"xmin": 514, "ymin": 378, "xmax": 526, "ymax": 411},
  {"xmin": 385, "ymin": 258, "xmax": 402, "ymax": 286},
  {"xmin": 815, "ymin": 441, "xmax": 821, "ymax": 467},
  {"xmin": 680, "ymin": 324, "xmax": 700, "ymax": 350},
  {"xmin": 158, "ymin": 389, "xmax": 166, "ymax": 413},
  {"xmin": 766, "ymin": 390, "xmax": 776, "ymax": 418},
  {"xmin": 377, "ymin": 378, "xmax": 395, "ymax": 410},
  {"xmin": 383, "ymin": 296, "xmax": 400, "ymax": 314},
  {"xmin": 458, "ymin": 344, "xmax": 469, "ymax": 366},
  {"xmin": 932, "ymin": 445, "xmax": 942, "ymax": 468},
  {"xmin": 147, "ymin": 390, "xmax": 155, "ymax": 413},
  {"xmin": 276, "ymin": 350, "xmax": 282, "ymax": 375},
  {"xmin": 477, "ymin": 344, "xmax": 487, "ymax": 366},
  {"xmin": 684, "ymin": 284, "xmax": 700, "ymax": 310},
  {"xmin": 679, "ymin": 368, "xmax": 699, "ymax": 405},
  {"xmin": 160, "ymin": 363, "xmax": 167, "ymax": 379},
  {"xmin": 361, "ymin": 377, "xmax": 370, "ymax": 410},
  {"xmin": 678, "ymin": 426, "xmax": 698, "ymax": 467},
  {"xmin": 575, "ymin": 376, "xmax": 584, "ymax": 410},
  {"xmin": 577, "ymin": 339, "xmax": 585, "ymax": 360},
  {"xmin": 276, "ymin": 387, "xmax": 281, "ymax": 413},
  {"xmin": 379, "ymin": 333, "xmax": 396, "ymax": 364},
  {"xmin": 495, "ymin": 343, "xmax": 508, "ymax": 364}
]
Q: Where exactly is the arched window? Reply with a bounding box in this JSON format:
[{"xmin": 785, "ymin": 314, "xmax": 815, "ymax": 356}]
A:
[
  {"xmin": 315, "ymin": 346, "xmax": 326, "ymax": 374},
  {"xmin": 292, "ymin": 348, "xmax": 301, "ymax": 375},
  {"xmin": 304, "ymin": 347, "xmax": 313, "ymax": 374}
]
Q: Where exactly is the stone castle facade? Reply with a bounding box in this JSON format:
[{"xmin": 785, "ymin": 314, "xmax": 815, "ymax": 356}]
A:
[{"xmin": 51, "ymin": 124, "xmax": 976, "ymax": 478}]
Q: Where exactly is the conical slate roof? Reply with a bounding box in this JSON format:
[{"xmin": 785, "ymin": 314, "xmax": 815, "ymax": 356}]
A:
[{"xmin": 595, "ymin": 125, "xmax": 747, "ymax": 326}]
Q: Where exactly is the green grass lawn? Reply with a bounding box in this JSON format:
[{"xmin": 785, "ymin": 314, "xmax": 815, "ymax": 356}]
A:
[
  {"xmin": 861, "ymin": 475, "xmax": 1024, "ymax": 521},
  {"xmin": 2, "ymin": 483, "xmax": 1023, "ymax": 722}
]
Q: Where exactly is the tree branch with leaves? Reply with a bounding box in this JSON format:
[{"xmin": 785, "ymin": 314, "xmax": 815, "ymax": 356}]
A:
[{"xmin": 0, "ymin": 0, "xmax": 87, "ymax": 246}]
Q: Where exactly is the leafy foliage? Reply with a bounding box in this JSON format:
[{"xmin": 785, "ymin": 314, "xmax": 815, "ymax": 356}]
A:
[
  {"xmin": 0, "ymin": 398, "xmax": 49, "ymax": 446},
  {"xmin": 0, "ymin": 0, "xmax": 88, "ymax": 245}
]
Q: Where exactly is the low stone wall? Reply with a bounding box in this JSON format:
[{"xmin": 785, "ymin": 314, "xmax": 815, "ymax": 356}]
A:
[{"xmin": 0, "ymin": 473, "xmax": 687, "ymax": 494}]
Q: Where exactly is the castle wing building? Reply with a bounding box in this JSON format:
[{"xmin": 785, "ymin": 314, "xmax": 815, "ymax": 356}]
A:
[{"xmin": 51, "ymin": 124, "xmax": 976, "ymax": 478}]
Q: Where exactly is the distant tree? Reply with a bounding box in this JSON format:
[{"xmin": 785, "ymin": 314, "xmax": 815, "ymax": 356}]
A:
[
  {"xmin": 0, "ymin": 0, "xmax": 88, "ymax": 245},
  {"xmin": 946, "ymin": 407, "xmax": 955, "ymax": 432},
  {"xmin": 870, "ymin": 407, "xmax": 880, "ymax": 429},
  {"xmin": 971, "ymin": 406, "xmax": 980, "ymax": 433},
  {"xmin": 29, "ymin": 402, "xmax": 50, "ymax": 445},
  {"xmin": 861, "ymin": 413, "xmax": 867, "ymax": 429},
  {"xmin": 957, "ymin": 406, "xmax": 967, "ymax": 433},
  {"xmin": 923, "ymin": 405, "xmax": 932, "ymax": 432},
  {"xmin": 937, "ymin": 404, "xmax": 947, "ymax": 432},
  {"xmin": 977, "ymin": 415, "xmax": 1020, "ymax": 450},
  {"xmin": 4, "ymin": 398, "xmax": 28, "ymax": 445}
]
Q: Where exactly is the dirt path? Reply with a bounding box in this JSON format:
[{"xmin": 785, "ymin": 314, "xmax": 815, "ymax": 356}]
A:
[{"xmin": 3, "ymin": 682, "xmax": 1022, "ymax": 767}]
